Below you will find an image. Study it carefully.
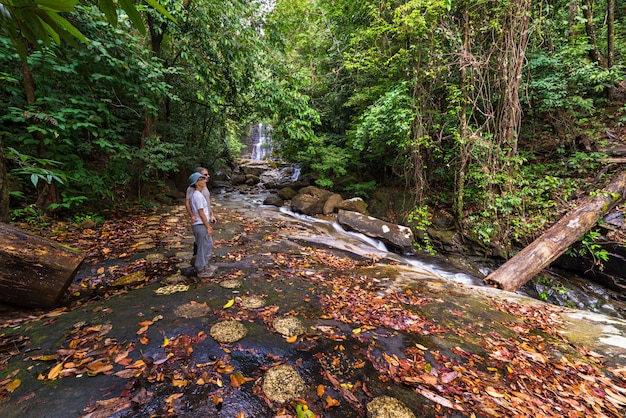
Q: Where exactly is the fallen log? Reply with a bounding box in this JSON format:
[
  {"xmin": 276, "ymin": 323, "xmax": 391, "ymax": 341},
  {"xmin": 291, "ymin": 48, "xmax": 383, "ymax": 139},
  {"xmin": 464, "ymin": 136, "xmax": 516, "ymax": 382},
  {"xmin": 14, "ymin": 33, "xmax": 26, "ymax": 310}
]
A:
[
  {"xmin": 484, "ymin": 170, "xmax": 626, "ymax": 292},
  {"xmin": 0, "ymin": 222, "xmax": 84, "ymax": 308}
]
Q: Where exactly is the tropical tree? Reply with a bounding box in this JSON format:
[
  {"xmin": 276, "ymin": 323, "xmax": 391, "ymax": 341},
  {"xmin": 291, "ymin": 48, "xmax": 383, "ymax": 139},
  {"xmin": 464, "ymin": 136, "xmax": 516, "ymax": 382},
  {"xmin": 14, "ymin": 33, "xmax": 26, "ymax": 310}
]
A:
[{"xmin": 0, "ymin": 0, "xmax": 173, "ymax": 221}]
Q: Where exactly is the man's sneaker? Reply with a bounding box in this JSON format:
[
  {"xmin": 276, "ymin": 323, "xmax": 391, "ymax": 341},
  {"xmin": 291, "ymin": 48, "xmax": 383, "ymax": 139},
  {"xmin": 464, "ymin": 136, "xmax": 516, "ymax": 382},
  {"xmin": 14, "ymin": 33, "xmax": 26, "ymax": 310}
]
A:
[{"xmin": 197, "ymin": 265, "xmax": 218, "ymax": 278}]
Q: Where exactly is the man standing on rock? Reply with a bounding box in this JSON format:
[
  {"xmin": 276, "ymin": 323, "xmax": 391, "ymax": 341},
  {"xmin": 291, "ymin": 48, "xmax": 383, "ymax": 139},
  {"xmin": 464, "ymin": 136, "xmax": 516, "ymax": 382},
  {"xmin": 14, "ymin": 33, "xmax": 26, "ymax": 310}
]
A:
[{"xmin": 187, "ymin": 169, "xmax": 217, "ymax": 278}]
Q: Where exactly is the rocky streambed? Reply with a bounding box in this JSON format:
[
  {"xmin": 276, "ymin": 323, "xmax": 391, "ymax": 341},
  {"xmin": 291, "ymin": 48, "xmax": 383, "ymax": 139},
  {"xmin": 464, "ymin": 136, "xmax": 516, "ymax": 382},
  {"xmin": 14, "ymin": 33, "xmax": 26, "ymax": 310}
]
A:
[{"xmin": 0, "ymin": 190, "xmax": 625, "ymax": 417}]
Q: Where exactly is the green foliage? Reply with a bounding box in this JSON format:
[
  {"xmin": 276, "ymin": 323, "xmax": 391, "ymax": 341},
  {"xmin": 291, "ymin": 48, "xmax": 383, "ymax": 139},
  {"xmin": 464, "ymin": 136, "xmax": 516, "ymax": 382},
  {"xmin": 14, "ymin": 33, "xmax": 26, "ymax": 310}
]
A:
[
  {"xmin": 352, "ymin": 82, "xmax": 414, "ymax": 167},
  {"xmin": 407, "ymin": 205, "xmax": 434, "ymax": 254},
  {"xmin": 10, "ymin": 204, "xmax": 40, "ymax": 223},
  {"xmin": 344, "ymin": 180, "xmax": 377, "ymax": 199},
  {"xmin": 136, "ymin": 135, "xmax": 184, "ymax": 180},
  {"xmin": 566, "ymin": 230, "xmax": 610, "ymax": 269},
  {"xmin": 6, "ymin": 147, "xmax": 67, "ymax": 187}
]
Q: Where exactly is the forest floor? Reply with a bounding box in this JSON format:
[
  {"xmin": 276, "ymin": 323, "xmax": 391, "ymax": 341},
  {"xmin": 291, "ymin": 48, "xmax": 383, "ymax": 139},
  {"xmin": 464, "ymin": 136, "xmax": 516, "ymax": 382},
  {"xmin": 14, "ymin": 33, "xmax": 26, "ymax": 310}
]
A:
[{"xmin": 0, "ymin": 191, "xmax": 626, "ymax": 417}]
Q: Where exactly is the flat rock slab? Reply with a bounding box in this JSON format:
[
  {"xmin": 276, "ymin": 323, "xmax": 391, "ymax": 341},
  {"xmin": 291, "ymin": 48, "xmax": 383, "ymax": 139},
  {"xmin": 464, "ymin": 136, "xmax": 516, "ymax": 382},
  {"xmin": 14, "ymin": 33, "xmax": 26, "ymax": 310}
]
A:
[{"xmin": 0, "ymin": 191, "xmax": 624, "ymax": 418}]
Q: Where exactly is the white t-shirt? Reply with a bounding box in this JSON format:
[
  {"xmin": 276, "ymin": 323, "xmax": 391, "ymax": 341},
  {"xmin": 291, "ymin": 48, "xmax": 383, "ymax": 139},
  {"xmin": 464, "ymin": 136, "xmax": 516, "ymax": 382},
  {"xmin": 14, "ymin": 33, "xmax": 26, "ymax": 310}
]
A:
[
  {"xmin": 186, "ymin": 185, "xmax": 211, "ymax": 211},
  {"xmin": 190, "ymin": 190, "xmax": 209, "ymax": 226}
]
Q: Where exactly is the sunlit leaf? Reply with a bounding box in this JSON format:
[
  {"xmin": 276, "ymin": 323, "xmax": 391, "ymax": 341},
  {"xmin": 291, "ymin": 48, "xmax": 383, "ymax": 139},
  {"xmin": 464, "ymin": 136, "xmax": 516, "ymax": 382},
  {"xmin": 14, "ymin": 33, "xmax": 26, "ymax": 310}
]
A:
[
  {"xmin": 5, "ymin": 379, "xmax": 21, "ymax": 392},
  {"xmin": 47, "ymin": 363, "xmax": 64, "ymax": 380}
]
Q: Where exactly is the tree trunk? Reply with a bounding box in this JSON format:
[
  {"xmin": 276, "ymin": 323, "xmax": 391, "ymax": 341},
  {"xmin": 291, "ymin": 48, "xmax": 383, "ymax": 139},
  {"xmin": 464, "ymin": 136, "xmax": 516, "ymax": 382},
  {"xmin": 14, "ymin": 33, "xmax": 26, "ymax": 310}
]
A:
[
  {"xmin": 607, "ymin": 0, "xmax": 614, "ymax": 68},
  {"xmin": 484, "ymin": 170, "xmax": 626, "ymax": 291},
  {"xmin": 0, "ymin": 222, "xmax": 84, "ymax": 308},
  {"xmin": 583, "ymin": 0, "xmax": 604, "ymax": 65},
  {"xmin": 495, "ymin": 0, "xmax": 531, "ymax": 158}
]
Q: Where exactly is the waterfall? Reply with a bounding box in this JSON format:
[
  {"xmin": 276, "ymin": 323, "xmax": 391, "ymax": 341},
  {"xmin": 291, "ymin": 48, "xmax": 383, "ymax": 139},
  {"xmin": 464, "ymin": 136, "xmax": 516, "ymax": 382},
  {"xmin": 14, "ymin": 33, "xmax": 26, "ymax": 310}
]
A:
[{"xmin": 249, "ymin": 123, "xmax": 272, "ymax": 161}]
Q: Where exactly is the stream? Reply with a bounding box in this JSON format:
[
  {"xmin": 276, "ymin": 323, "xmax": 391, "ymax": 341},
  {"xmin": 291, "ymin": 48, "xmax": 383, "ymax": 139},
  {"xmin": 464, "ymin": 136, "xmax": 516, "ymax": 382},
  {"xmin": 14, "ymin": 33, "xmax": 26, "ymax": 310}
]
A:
[{"xmin": 225, "ymin": 188, "xmax": 626, "ymax": 320}]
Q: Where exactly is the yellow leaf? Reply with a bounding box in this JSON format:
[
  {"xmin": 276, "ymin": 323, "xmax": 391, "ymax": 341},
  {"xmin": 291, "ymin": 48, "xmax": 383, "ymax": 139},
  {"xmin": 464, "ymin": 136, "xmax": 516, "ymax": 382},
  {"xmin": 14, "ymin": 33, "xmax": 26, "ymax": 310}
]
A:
[
  {"xmin": 216, "ymin": 377, "xmax": 223, "ymax": 387},
  {"xmin": 415, "ymin": 343, "xmax": 428, "ymax": 351},
  {"xmin": 5, "ymin": 379, "xmax": 21, "ymax": 392},
  {"xmin": 352, "ymin": 328, "xmax": 361, "ymax": 334},
  {"xmin": 172, "ymin": 379, "xmax": 188, "ymax": 388},
  {"xmin": 48, "ymin": 363, "xmax": 64, "ymax": 380},
  {"xmin": 163, "ymin": 337, "xmax": 170, "ymax": 347},
  {"xmin": 223, "ymin": 298, "xmax": 235, "ymax": 309},
  {"xmin": 286, "ymin": 335, "xmax": 298, "ymax": 343}
]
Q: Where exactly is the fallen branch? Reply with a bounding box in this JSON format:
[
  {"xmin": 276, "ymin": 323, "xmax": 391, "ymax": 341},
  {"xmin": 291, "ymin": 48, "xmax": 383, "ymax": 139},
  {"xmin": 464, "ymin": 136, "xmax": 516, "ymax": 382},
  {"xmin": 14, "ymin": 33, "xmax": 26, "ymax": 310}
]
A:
[{"xmin": 484, "ymin": 170, "xmax": 626, "ymax": 292}]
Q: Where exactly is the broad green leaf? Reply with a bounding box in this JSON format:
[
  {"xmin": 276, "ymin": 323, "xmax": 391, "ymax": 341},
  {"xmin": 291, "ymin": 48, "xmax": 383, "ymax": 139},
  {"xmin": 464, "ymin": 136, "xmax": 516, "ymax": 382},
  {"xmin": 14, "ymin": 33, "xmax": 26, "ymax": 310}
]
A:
[
  {"xmin": 98, "ymin": 0, "xmax": 118, "ymax": 27},
  {"xmin": 36, "ymin": 0, "xmax": 78, "ymax": 13},
  {"xmin": 44, "ymin": 11, "xmax": 87, "ymax": 44},
  {"xmin": 38, "ymin": 18, "xmax": 60, "ymax": 45}
]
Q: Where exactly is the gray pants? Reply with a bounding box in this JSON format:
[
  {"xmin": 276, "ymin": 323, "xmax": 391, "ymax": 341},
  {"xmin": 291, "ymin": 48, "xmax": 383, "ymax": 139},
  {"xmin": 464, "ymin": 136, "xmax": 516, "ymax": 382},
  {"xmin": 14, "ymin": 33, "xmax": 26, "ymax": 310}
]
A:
[{"xmin": 191, "ymin": 224, "xmax": 213, "ymax": 269}]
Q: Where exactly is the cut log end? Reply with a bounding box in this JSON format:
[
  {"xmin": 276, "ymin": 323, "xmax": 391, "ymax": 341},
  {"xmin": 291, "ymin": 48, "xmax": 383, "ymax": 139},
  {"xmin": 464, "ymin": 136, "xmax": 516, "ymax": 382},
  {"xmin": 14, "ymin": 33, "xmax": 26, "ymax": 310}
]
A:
[{"xmin": 0, "ymin": 222, "xmax": 85, "ymax": 308}]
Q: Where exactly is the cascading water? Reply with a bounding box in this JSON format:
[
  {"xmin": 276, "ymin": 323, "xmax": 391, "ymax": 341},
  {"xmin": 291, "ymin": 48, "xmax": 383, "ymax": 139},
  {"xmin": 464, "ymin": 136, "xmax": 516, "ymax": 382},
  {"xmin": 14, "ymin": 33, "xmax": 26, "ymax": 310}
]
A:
[{"xmin": 249, "ymin": 123, "xmax": 272, "ymax": 161}]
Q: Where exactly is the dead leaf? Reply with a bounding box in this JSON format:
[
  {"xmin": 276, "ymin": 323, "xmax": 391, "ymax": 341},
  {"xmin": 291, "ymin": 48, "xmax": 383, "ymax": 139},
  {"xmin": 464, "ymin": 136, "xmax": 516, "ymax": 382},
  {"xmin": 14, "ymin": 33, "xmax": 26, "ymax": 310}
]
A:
[
  {"xmin": 325, "ymin": 395, "xmax": 340, "ymax": 408},
  {"xmin": 47, "ymin": 363, "xmax": 64, "ymax": 380},
  {"xmin": 5, "ymin": 379, "xmax": 20, "ymax": 392},
  {"xmin": 286, "ymin": 335, "xmax": 298, "ymax": 343},
  {"xmin": 416, "ymin": 387, "xmax": 463, "ymax": 411},
  {"xmin": 317, "ymin": 384, "xmax": 325, "ymax": 398},
  {"xmin": 485, "ymin": 387, "xmax": 506, "ymax": 398}
]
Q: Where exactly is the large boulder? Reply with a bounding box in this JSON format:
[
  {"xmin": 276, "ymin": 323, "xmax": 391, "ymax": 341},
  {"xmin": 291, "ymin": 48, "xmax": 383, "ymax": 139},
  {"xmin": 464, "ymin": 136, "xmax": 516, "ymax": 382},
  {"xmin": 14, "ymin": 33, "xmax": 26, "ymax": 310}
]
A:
[
  {"xmin": 291, "ymin": 186, "xmax": 334, "ymax": 215},
  {"xmin": 336, "ymin": 197, "xmax": 368, "ymax": 214},
  {"xmin": 337, "ymin": 210, "xmax": 415, "ymax": 254}
]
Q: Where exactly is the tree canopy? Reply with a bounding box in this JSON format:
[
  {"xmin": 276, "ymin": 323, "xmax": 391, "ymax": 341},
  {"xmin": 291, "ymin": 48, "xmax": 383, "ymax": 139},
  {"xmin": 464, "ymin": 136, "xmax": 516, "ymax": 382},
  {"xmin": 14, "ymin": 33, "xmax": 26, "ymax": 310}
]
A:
[{"xmin": 1, "ymin": 0, "xmax": 624, "ymax": 253}]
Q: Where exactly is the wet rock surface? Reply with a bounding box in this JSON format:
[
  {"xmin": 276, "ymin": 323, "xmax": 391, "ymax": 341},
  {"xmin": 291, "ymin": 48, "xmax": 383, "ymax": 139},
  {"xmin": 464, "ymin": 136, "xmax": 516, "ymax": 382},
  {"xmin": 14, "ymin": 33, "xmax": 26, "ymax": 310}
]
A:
[{"xmin": 0, "ymin": 190, "xmax": 625, "ymax": 417}]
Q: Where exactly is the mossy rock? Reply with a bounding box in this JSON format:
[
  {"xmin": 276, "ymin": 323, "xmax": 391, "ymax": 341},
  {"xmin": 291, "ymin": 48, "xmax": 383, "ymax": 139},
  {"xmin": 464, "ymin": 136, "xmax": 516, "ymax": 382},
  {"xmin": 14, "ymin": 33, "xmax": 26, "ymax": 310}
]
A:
[
  {"xmin": 262, "ymin": 365, "xmax": 306, "ymax": 403},
  {"xmin": 367, "ymin": 396, "xmax": 415, "ymax": 418}
]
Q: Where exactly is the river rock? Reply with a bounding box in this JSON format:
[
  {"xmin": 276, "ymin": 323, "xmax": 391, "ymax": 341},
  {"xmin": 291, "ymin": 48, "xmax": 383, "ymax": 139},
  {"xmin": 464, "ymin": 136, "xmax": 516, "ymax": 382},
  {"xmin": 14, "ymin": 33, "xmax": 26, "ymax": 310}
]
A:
[
  {"xmin": 336, "ymin": 197, "xmax": 368, "ymax": 214},
  {"xmin": 323, "ymin": 193, "xmax": 343, "ymax": 215},
  {"xmin": 231, "ymin": 174, "xmax": 247, "ymax": 186},
  {"xmin": 263, "ymin": 194, "xmax": 284, "ymax": 207},
  {"xmin": 291, "ymin": 186, "xmax": 334, "ymax": 215},
  {"xmin": 278, "ymin": 186, "xmax": 298, "ymax": 200},
  {"xmin": 245, "ymin": 174, "xmax": 260, "ymax": 185},
  {"xmin": 337, "ymin": 209, "xmax": 415, "ymax": 253}
]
